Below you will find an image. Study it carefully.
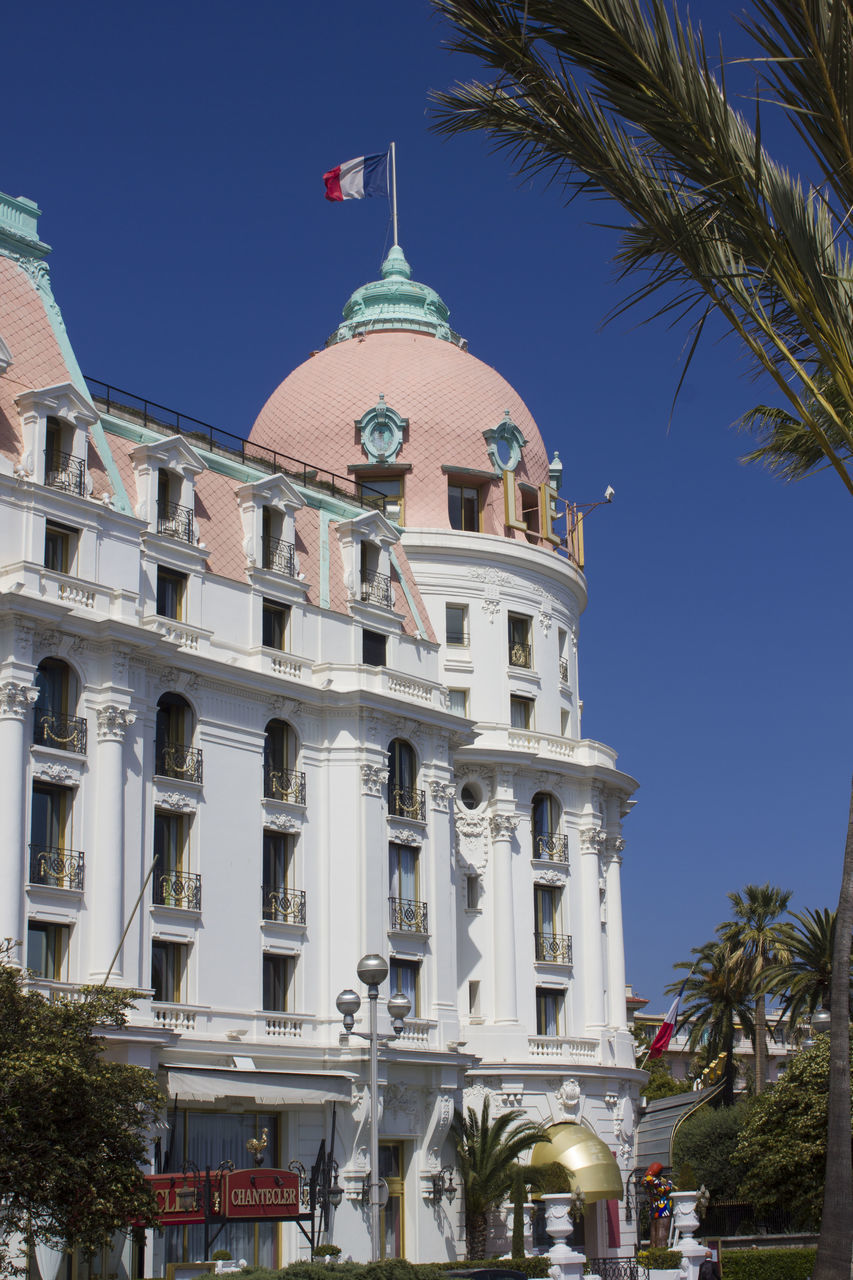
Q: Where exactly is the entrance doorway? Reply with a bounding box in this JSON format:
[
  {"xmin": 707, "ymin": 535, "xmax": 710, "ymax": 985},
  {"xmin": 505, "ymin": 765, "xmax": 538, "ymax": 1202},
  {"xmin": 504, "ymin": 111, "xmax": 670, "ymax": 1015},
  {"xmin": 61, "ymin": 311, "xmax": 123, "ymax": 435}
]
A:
[{"xmin": 379, "ymin": 1143, "xmax": 405, "ymax": 1259}]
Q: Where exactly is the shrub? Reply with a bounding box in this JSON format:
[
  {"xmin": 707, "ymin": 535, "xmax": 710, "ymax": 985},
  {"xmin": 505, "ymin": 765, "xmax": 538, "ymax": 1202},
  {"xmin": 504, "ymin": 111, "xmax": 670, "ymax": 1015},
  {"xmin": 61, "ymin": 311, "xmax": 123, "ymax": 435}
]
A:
[
  {"xmin": 636, "ymin": 1248, "xmax": 682, "ymax": 1270},
  {"xmin": 212, "ymin": 1252, "xmax": 233, "ymax": 1262},
  {"xmin": 432, "ymin": 1263, "xmax": 548, "ymax": 1277},
  {"xmin": 718, "ymin": 1248, "xmax": 816, "ymax": 1280},
  {"xmin": 313, "ymin": 1247, "xmax": 342, "ymax": 1260}
]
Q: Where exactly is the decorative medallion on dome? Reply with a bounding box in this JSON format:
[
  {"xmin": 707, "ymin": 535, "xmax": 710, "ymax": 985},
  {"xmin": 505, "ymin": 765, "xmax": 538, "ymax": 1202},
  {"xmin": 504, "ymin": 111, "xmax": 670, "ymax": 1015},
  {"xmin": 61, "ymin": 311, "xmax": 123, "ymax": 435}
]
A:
[
  {"xmin": 483, "ymin": 411, "xmax": 528, "ymax": 474},
  {"xmin": 357, "ymin": 394, "xmax": 407, "ymax": 464},
  {"xmin": 328, "ymin": 245, "xmax": 466, "ymax": 347}
]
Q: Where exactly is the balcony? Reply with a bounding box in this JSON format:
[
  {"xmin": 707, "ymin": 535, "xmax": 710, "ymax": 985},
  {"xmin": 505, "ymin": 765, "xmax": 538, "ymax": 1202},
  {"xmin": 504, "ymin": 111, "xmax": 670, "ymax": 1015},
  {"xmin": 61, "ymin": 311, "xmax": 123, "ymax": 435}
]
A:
[
  {"xmin": 262, "ymin": 885, "xmax": 306, "ymax": 924},
  {"xmin": 29, "ymin": 844, "xmax": 85, "ymax": 891},
  {"xmin": 155, "ymin": 740, "xmax": 203, "ymax": 784},
  {"xmin": 360, "ymin": 570, "xmax": 392, "ymax": 608},
  {"xmin": 389, "ymin": 896, "xmax": 428, "ymax": 934},
  {"xmin": 509, "ymin": 641, "xmax": 532, "ymax": 668},
  {"xmin": 264, "ymin": 766, "xmax": 306, "ymax": 804},
  {"xmin": 153, "ymin": 870, "xmax": 202, "ymax": 910},
  {"xmin": 44, "ymin": 449, "xmax": 85, "ymax": 495},
  {"xmin": 157, "ymin": 500, "xmax": 194, "ymax": 543},
  {"xmin": 33, "ymin": 711, "xmax": 87, "ymax": 755},
  {"xmin": 559, "ymin": 657, "xmax": 569, "ymax": 683},
  {"xmin": 534, "ymin": 832, "xmax": 569, "ymax": 862},
  {"xmin": 262, "ymin": 537, "xmax": 295, "ymax": 576},
  {"xmin": 388, "ymin": 785, "xmax": 426, "ymax": 822},
  {"xmin": 535, "ymin": 931, "xmax": 573, "ymax": 963}
]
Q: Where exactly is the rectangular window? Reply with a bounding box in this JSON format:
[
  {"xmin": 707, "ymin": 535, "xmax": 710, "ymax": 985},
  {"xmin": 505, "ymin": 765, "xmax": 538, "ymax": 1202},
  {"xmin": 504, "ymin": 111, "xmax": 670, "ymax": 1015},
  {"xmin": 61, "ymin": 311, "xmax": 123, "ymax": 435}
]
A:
[
  {"xmin": 263, "ymin": 953, "xmax": 294, "ymax": 1012},
  {"xmin": 466, "ymin": 874, "xmax": 480, "ymax": 910},
  {"xmin": 508, "ymin": 613, "xmax": 533, "ymax": 667},
  {"xmin": 445, "ymin": 603, "xmax": 469, "ymax": 647},
  {"xmin": 44, "ymin": 522, "xmax": 77, "ymax": 574},
  {"xmin": 362, "ymin": 629, "xmax": 387, "ymax": 666},
  {"xmin": 360, "ymin": 475, "xmax": 405, "ymax": 525},
  {"xmin": 390, "ymin": 957, "xmax": 420, "ymax": 1018},
  {"xmin": 151, "ymin": 939, "xmax": 187, "ymax": 1003},
  {"xmin": 560, "ymin": 709, "xmax": 570, "ymax": 736},
  {"xmin": 262, "ymin": 599, "xmax": 290, "ymax": 650},
  {"xmin": 534, "ymin": 885, "xmax": 560, "ymax": 936},
  {"xmin": 31, "ymin": 783, "xmax": 70, "ymax": 850},
  {"xmin": 154, "ymin": 811, "xmax": 188, "ymax": 878},
  {"xmin": 448, "ymin": 483, "xmax": 480, "ymax": 531},
  {"xmin": 448, "ymin": 688, "xmax": 468, "ymax": 717},
  {"xmin": 468, "ymin": 979, "xmax": 481, "ymax": 1017},
  {"xmin": 536, "ymin": 987, "xmax": 563, "ymax": 1037},
  {"xmin": 510, "ymin": 695, "xmax": 534, "ymax": 729},
  {"xmin": 156, "ymin": 567, "xmax": 186, "ymax": 620},
  {"xmin": 27, "ymin": 922, "xmax": 69, "ymax": 980}
]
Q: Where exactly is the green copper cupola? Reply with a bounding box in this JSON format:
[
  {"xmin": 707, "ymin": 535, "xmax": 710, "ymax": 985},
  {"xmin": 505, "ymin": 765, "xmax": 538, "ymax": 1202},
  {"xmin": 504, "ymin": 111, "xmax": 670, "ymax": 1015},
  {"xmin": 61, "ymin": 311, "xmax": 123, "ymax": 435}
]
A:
[{"xmin": 327, "ymin": 245, "xmax": 466, "ymax": 348}]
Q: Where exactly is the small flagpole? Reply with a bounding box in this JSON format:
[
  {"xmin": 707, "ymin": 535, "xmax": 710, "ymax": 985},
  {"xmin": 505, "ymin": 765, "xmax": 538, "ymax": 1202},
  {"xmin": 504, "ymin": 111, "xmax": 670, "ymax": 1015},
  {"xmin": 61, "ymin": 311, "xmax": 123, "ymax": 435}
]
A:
[{"xmin": 390, "ymin": 141, "xmax": 398, "ymax": 246}]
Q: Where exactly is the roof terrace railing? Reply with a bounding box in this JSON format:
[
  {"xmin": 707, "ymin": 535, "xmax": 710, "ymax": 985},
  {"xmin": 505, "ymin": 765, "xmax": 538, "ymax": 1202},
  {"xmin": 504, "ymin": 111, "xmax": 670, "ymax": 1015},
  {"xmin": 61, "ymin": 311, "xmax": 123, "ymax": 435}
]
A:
[{"xmin": 85, "ymin": 376, "xmax": 388, "ymax": 514}]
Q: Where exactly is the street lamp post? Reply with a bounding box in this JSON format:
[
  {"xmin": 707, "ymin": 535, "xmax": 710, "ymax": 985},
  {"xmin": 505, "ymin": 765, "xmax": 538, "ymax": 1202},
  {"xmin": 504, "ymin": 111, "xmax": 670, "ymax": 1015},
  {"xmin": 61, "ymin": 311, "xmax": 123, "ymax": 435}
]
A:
[{"xmin": 336, "ymin": 954, "xmax": 411, "ymax": 1262}]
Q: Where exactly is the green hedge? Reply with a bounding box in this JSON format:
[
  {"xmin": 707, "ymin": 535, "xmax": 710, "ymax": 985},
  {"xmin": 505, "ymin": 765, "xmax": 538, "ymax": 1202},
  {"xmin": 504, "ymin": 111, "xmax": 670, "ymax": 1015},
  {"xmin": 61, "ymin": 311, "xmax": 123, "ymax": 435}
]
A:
[
  {"xmin": 636, "ymin": 1248, "xmax": 682, "ymax": 1270},
  {"xmin": 237, "ymin": 1262, "xmax": 550, "ymax": 1280},
  {"xmin": 718, "ymin": 1248, "xmax": 816, "ymax": 1280}
]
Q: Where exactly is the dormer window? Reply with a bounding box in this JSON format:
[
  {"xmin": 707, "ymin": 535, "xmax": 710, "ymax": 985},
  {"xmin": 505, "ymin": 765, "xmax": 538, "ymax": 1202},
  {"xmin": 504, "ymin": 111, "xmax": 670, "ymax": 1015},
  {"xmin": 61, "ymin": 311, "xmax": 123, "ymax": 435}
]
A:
[
  {"xmin": 335, "ymin": 509, "xmax": 399, "ymax": 614},
  {"xmin": 157, "ymin": 469, "xmax": 194, "ymax": 543},
  {"xmin": 235, "ymin": 475, "xmax": 303, "ymax": 578},
  {"xmin": 15, "ymin": 384, "xmax": 98, "ymax": 495},
  {"xmin": 262, "ymin": 506, "xmax": 295, "ymax": 576},
  {"xmin": 448, "ymin": 482, "xmax": 481, "ymax": 531},
  {"xmin": 360, "ymin": 541, "xmax": 391, "ymax": 607},
  {"xmin": 45, "ymin": 418, "xmax": 85, "ymax": 495}
]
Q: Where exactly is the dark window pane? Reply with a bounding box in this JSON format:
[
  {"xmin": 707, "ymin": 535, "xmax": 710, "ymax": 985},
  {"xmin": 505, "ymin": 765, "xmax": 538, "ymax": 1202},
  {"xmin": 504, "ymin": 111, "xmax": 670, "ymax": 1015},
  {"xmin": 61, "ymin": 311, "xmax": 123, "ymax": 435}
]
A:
[{"xmin": 363, "ymin": 630, "xmax": 387, "ymax": 666}]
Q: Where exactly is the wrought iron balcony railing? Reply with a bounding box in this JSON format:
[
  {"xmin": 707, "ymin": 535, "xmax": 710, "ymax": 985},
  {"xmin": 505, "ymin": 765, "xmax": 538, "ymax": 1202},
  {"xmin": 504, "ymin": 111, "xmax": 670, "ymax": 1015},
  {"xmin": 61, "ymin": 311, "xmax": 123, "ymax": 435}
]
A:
[
  {"xmin": 155, "ymin": 740, "xmax": 204, "ymax": 784},
  {"xmin": 388, "ymin": 896, "xmax": 428, "ymax": 933},
  {"xmin": 509, "ymin": 641, "xmax": 532, "ymax": 668},
  {"xmin": 360, "ymin": 570, "xmax": 392, "ymax": 608},
  {"xmin": 264, "ymin": 766, "xmax": 306, "ymax": 805},
  {"xmin": 44, "ymin": 449, "xmax": 85, "ymax": 495},
  {"xmin": 33, "ymin": 711, "xmax": 88, "ymax": 754},
  {"xmin": 153, "ymin": 870, "xmax": 202, "ymax": 910},
  {"xmin": 535, "ymin": 932, "xmax": 573, "ymax": 963},
  {"xmin": 534, "ymin": 832, "xmax": 569, "ymax": 862},
  {"xmin": 29, "ymin": 844, "xmax": 85, "ymax": 891},
  {"xmin": 157, "ymin": 500, "xmax": 194, "ymax": 543},
  {"xmin": 559, "ymin": 657, "xmax": 569, "ymax": 683},
  {"xmin": 388, "ymin": 785, "xmax": 426, "ymax": 822},
  {"xmin": 262, "ymin": 885, "xmax": 306, "ymax": 924},
  {"xmin": 262, "ymin": 537, "xmax": 295, "ymax": 576}
]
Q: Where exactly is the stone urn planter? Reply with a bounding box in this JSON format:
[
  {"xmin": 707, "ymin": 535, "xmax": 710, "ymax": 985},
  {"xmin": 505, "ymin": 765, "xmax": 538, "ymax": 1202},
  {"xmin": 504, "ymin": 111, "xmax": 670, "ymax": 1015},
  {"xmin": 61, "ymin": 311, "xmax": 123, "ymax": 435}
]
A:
[
  {"xmin": 668, "ymin": 1192, "xmax": 706, "ymax": 1280},
  {"xmin": 541, "ymin": 1193, "xmax": 585, "ymax": 1280}
]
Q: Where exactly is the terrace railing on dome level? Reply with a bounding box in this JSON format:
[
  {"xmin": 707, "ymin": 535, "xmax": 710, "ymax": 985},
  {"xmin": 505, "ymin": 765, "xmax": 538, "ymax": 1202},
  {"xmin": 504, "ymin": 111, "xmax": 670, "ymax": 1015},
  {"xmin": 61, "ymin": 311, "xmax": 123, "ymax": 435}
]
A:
[
  {"xmin": 157, "ymin": 501, "xmax": 195, "ymax": 543},
  {"xmin": 388, "ymin": 786, "xmax": 426, "ymax": 822},
  {"xmin": 262, "ymin": 885, "xmax": 307, "ymax": 925},
  {"xmin": 388, "ymin": 896, "xmax": 429, "ymax": 934},
  {"xmin": 33, "ymin": 711, "xmax": 88, "ymax": 755},
  {"xmin": 535, "ymin": 832, "xmax": 569, "ymax": 862},
  {"xmin": 29, "ymin": 845, "xmax": 85, "ymax": 891},
  {"xmin": 156, "ymin": 741, "xmax": 204, "ymax": 784},
  {"xmin": 264, "ymin": 767, "xmax": 307, "ymax": 805},
  {"xmin": 44, "ymin": 449, "xmax": 85, "ymax": 495},
  {"xmin": 263, "ymin": 537, "xmax": 295, "ymax": 576},
  {"xmin": 534, "ymin": 932, "xmax": 573, "ymax": 964},
  {"xmin": 153, "ymin": 870, "xmax": 202, "ymax": 911}
]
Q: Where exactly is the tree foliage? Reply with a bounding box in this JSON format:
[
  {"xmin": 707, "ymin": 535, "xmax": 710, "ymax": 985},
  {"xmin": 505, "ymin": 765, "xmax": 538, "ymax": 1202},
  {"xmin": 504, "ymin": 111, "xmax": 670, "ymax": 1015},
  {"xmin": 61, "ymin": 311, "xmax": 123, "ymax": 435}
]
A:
[
  {"xmin": 667, "ymin": 940, "xmax": 754, "ymax": 1106},
  {"xmin": 672, "ymin": 1098, "xmax": 752, "ymax": 1199},
  {"xmin": 452, "ymin": 1097, "xmax": 547, "ymax": 1259},
  {"xmin": 763, "ymin": 907, "xmax": 851, "ymax": 1032},
  {"xmin": 0, "ymin": 963, "xmax": 162, "ymax": 1271},
  {"xmin": 732, "ymin": 1033, "xmax": 853, "ymax": 1228}
]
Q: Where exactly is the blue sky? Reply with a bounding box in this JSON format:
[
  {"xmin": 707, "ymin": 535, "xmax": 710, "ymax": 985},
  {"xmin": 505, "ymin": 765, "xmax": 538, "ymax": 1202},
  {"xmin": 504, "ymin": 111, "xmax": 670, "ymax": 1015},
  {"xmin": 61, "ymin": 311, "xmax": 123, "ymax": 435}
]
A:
[{"xmin": 3, "ymin": 1, "xmax": 850, "ymax": 1012}]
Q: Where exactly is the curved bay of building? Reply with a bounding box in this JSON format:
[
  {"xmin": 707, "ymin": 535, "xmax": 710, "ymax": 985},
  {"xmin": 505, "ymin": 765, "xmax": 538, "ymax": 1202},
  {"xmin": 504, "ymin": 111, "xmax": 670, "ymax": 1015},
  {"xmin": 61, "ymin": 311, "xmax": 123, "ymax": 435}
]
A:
[{"xmin": 0, "ymin": 192, "xmax": 642, "ymax": 1273}]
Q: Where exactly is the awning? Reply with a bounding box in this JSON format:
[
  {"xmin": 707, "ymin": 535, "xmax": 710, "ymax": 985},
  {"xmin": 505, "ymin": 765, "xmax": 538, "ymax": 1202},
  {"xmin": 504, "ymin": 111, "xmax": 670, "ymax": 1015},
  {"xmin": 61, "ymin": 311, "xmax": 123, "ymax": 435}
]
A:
[
  {"xmin": 530, "ymin": 1123, "xmax": 624, "ymax": 1203},
  {"xmin": 164, "ymin": 1069, "xmax": 353, "ymax": 1107}
]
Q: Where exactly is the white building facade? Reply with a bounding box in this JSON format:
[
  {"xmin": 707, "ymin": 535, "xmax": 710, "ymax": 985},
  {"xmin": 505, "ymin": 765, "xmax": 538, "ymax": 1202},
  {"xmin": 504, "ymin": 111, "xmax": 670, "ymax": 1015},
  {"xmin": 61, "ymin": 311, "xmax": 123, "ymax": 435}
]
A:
[{"xmin": 0, "ymin": 190, "xmax": 642, "ymax": 1275}]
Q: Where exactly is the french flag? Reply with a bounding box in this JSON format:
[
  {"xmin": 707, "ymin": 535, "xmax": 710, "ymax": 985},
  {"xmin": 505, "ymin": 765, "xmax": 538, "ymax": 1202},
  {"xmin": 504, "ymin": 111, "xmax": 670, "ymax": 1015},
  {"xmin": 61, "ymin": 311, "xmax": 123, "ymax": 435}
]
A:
[
  {"xmin": 648, "ymin": 978, "xmax": 689, "ymax": 1059},
  {"xmin": 323, "ymin": 153, "xmax": 389, "ymax": 202}
]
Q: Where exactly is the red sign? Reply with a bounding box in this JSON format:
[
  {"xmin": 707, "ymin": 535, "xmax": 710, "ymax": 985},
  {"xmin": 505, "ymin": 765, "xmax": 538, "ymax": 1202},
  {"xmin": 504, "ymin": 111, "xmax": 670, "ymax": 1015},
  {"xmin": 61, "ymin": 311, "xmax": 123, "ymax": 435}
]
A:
[
  {"xmin": 225, "ymin": 1169, "xmax": 301, "ymax": 1219},
  {"xmin": 144, "ymin": 1173, "xmax": 216, "ymax": 1226}
]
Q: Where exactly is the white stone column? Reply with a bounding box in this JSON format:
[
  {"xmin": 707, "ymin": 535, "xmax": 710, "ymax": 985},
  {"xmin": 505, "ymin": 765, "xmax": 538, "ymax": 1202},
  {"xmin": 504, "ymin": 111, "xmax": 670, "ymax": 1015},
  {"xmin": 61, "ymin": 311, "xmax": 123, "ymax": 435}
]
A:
[
  {"xmin": 579, "ymin": 825, "xmax": 605, "ymax": 1031},
  {"xmin": 0, "ymin": 681, "xmax": 39, "ymax": 966},
  {"xmin": 88, "ymin": 704, "xmax": 136, "ymax": 982},
  {"xmin": 490, "ymin": 812, "xmax": 520, "ymax": 1023},
  {"xmin": 604, "ymin": 838, "xmax": 628, "ymax": 1030}
]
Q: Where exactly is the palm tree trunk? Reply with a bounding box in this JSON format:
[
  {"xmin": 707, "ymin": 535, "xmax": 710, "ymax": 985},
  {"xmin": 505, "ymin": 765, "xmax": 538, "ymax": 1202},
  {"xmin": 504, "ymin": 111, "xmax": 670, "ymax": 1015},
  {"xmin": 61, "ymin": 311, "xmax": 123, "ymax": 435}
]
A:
[
  {"xmin": 469, "ymin": 1210, "xmax": 488, "ymax": 1261},
  {"xmin": 813, "ymin": 774, "xmax": 853, "ymax": 1280},
  {"xmin": 754, "ymin": 993, "xmax": 767, "ymax": 1095}
]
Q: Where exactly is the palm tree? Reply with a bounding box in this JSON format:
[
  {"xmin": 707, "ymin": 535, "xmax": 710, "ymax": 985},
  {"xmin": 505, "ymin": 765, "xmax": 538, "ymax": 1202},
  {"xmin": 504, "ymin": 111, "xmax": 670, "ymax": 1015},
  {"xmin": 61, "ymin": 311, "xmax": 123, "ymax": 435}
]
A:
[
  {"xmin": 667, "ymin": 941, "xmax": 754, "ymax": 1106},
  {"xmin": 718, "ymin": 884, "xmax": 791, "ymax": 1094},
  {"xmin": 431, "ymin": 4, "xmax": 853, "ymax": 1273},
  {"xmin": 763, "ymin": 907, "xmax": 852, "ymax": 1034},
  {"xmin": 453, "ymin": 1096, "xmax": 547, "ymax": 1259}
]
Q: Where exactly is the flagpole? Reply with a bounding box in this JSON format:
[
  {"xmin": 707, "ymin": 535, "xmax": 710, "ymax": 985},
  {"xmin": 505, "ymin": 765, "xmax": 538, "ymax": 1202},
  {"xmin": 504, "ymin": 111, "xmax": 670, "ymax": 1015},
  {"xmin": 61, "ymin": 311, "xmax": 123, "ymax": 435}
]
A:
[{"xmin": 390, "ymin": 141, "xmax": 398, "ymax": 246}]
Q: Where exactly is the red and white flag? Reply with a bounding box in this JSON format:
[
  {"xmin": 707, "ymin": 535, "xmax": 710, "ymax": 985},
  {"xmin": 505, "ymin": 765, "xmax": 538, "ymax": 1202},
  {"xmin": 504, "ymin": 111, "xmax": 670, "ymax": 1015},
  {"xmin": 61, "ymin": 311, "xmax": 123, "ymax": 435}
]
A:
[{"xmin": 648, "ymin": 978, "xmax": 688, "ymax": 1059}]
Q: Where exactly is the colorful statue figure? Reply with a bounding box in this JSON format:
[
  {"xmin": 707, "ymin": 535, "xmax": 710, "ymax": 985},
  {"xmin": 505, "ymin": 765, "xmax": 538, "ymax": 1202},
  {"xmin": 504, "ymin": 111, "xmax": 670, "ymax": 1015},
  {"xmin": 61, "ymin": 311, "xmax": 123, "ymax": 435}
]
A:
[{"xmin": 642, "ymin": 1161, "xmax": 676, "ymax": 1248}]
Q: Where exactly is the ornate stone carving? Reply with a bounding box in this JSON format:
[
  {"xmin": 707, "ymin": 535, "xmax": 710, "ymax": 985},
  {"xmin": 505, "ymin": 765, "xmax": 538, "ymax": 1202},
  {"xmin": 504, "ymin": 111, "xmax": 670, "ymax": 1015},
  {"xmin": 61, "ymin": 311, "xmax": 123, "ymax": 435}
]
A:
[
  {"xmin": 579, "ymin": 826, "xmax": 606, "ymax": 853},
  {"xmin": 361, "ymin": 763, "xmax": 389, "ymax": 796},
  {"xmin": 33, "ymin": 761, "xmax": 75, "ymax": 784},
  {"xmin": 0, "ymin": 682, "xmax": 39, "ymax": 720},
  {"xmin": 470, "ymin": 566, "xmax": 512, "ymax": 587},
  {"xmin": 535, "ymin": 869, "xmax": 568, "ymax": 887},
  {"xmin": 35, "ymin": 629, "xmax": 62, "ymax": 654},
  {"xmin": 264, "ymin": 812, "xmax": 301, "ymax": 832},
  {"xmin": 455, "ymin": 812, "xmax": 488, "ymax": 873},
  {"xmin": 481, "ymin": 596, "xmax": 500, "ymax": 622},
  {"xmin": 490, "ymin": 812, "xmax": 520, "ymax": 840},
  {"xmin": 388, "ymin": 826, "xmax": 420, "ymax": 846},
  {"xmin": 491, "ymin": 1088, "xmax": 524, "ymax": 1111},
  {"xmin": 96, "ymin": 705, "xmax": 137, "ymax": 743},
  {"xmin": 556, "ymin": 1079, "xmax": 581, "ymax": 1116},
  {"xmin": 606, "ymin": 836, "xmax": 626, "ymax": 855},
  {"xmin": 156, "ymin": 791, "xmax": 197, "ymax": 813},
  {"xmin": 428, "ymin": 779, "xmax": 456, "ymax": 811},
  {"xmin": 426, "ymin": 1092, "xmax": 455, "ymax": 1171}
]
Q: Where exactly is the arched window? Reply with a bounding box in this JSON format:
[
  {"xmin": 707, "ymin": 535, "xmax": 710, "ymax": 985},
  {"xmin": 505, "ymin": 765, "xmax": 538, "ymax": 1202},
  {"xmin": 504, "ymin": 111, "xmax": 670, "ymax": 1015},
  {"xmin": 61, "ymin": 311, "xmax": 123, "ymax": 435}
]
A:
[
  {"xmin": 156, "ymin": 693, "xmax": 202, "ymax": 783},
  {"xmin": 532, "ymin": 792, "xmax": 567, "ymax": 861},
  {"xmin": 388, "ymin": 739, "xmax": 424, "ymax": 820},
  {"xmin": 264, "ymin": 719, "xmax": 305, "ymax": 804},
  {"xmin": 34, "ymin": 658, "xmax": 86, "ymax": 754}
]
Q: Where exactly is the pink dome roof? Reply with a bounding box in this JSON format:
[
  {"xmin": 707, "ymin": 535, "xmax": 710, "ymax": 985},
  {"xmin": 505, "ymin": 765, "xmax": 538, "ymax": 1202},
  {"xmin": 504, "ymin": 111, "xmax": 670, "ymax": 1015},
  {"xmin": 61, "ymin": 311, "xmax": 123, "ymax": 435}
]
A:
[{"xmin": 249, "ymin": 329, "xmax": 551, "ymax": 532}]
